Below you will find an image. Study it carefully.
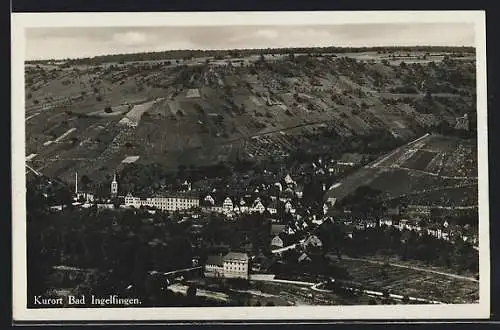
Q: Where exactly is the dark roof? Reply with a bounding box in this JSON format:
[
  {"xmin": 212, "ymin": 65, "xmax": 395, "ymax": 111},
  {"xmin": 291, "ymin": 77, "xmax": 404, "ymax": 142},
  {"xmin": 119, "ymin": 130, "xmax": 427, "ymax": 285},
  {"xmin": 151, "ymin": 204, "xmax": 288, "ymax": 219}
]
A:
[
  {"xmin": 267, "ymin": 200, "xmax": 279, "ymax": 209},
  {"xmin": 206, "ymin": 255, "xmax": 223, "ymax": 266},
  {"xmin": 223, "ymin": 252, "xmax": 249, "ymax": 262}
]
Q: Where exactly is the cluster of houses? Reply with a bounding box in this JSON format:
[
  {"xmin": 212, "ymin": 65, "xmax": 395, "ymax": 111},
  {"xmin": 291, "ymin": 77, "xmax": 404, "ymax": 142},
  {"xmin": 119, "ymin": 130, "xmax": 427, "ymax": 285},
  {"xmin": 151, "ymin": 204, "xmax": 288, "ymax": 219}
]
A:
[
  {"xmin": 68, "ymin": 168, "xmax": 478, "ymax": 249},
  {"xmin": 201, "ymin": 194, "xmax": 281, "ymax": 217},
  {"xmin": 312, "ymin": 213, "xmax": 479, "ymax": 245},
  {"xmin": 121, "ymin": 173, "xmax": 306, "ymax": 217}
]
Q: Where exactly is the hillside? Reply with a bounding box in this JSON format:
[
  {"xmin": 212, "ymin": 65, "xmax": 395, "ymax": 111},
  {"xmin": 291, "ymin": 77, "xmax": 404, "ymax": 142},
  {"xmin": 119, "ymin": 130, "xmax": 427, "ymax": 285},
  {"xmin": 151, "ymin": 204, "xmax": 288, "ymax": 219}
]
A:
[
  {"xmin": 326, "ymin": 133, "xmax": 478, "ymax": 208},
  {"xmin": 25, "ymin": 49, "xmax": 476, "ymax": 184}
]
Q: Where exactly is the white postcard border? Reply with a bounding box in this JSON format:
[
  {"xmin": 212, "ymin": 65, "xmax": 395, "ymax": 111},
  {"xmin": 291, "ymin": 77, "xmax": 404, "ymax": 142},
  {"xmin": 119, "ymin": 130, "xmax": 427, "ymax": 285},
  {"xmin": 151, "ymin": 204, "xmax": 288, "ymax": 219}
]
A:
[{"xmin": 11, "ymin": 10, "xmax": 489, "ymax": 321}]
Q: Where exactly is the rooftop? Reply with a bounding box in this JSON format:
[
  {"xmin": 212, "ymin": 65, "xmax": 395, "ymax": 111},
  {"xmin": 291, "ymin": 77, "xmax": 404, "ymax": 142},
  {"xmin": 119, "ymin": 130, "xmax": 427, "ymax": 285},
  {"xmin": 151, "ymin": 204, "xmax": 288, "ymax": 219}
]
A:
[{"xmin": 224, "ymin": 252, "xmax": 249, "ymax": 262}]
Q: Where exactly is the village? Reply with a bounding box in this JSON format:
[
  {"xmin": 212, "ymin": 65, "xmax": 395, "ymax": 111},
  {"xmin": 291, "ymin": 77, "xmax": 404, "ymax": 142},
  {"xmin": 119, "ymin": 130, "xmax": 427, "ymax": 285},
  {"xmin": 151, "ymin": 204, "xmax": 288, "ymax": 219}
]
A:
[{"xmin": 25, "ymin": 144, "xmax": 475, "ymax": 306}]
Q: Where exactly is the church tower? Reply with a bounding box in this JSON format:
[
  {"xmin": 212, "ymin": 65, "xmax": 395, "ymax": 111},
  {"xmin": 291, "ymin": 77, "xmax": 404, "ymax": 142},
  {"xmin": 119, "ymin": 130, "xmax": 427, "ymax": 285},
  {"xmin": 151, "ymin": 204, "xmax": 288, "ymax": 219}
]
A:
[{"xmin": 111, "ymin": 172, "xmax": 118, "ymax": 197}]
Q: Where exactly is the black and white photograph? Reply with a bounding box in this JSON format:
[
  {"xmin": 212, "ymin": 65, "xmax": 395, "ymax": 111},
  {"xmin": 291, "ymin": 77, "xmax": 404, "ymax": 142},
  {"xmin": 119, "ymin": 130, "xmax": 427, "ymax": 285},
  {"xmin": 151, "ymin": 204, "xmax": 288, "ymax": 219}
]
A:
[{"xmin": 11, "ymin": 11, "xmax": 489, "ymax": 322}]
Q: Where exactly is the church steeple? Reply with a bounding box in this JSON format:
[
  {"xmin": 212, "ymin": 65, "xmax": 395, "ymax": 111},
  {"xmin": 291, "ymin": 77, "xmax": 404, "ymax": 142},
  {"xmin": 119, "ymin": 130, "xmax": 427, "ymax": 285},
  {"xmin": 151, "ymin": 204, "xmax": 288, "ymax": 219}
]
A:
[{"xmin": 111, "ymin": 171, "xmax": 118, "ymax": 197}]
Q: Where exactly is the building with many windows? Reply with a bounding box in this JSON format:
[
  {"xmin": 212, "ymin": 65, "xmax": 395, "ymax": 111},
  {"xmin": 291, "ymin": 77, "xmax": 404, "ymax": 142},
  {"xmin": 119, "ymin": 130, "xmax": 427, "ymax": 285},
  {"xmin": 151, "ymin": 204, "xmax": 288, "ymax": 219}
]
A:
[
  {"xmin": 204, "ymin": 252, "xmax": 249, "ymax": 280},
  {"xmin": 124, "ymin": 193, "xmax": 199, "ymax": 211}
]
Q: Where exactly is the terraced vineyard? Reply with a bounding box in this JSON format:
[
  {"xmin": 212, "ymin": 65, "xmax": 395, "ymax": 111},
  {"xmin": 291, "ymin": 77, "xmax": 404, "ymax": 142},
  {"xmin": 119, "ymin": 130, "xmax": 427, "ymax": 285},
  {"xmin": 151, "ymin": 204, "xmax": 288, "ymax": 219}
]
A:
[
  {"xmin": 25, "ymin": 49, "xmax": 476, "ymax": 185},
  {"xmin": 335, "ymin": 258, "xmax": 479, "ymax": 304}
]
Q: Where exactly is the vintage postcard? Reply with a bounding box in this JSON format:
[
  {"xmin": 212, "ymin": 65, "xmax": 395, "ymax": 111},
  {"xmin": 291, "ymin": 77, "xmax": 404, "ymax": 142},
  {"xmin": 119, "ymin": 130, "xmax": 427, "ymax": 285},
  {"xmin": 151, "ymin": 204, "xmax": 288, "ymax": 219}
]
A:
[{"xmin": 11, "ymin": 11, "xmax": 489, "ymax": 322}]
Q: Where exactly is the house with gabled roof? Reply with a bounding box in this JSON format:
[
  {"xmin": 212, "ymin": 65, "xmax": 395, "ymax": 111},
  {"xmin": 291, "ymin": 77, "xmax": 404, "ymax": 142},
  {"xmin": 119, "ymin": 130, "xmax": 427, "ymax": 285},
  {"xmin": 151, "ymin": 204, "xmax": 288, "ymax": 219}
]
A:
[
  {"xmin": 271, "ymin": 235, "xmax": 284, "ymax": 249},
  {"xmin": 250, "ymin": 197, "xmax": 265, "ymax": 213},
  {"xmin": 223, "ymin": 197, "xmax": 234, "ymax": 213},
  {"xmin": 284, "ymin": 173, "xmax": 295, "ymax": 186},
  {"xmin": 284, "ymin": 200, "xmax": 294, "ymax": 213}
]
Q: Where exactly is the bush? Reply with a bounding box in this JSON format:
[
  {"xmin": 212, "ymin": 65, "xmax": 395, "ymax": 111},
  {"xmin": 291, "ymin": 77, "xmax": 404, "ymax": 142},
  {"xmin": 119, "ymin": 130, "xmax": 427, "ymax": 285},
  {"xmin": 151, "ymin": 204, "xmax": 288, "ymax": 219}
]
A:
[
  {"xmin": 104, "ymin": 106, "xmax": 112, "ymax": 113},
  {"xmin": 96, "ymin": 95, "xmax": 103, "ymax": 102}
]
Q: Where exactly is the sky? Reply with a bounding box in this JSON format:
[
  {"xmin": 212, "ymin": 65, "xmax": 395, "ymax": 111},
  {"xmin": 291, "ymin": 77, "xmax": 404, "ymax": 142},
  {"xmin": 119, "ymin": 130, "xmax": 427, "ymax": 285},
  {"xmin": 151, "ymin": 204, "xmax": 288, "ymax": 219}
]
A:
[{"xmin": 25, "ymin": 23, "xmax": 475, "ymax": 61}]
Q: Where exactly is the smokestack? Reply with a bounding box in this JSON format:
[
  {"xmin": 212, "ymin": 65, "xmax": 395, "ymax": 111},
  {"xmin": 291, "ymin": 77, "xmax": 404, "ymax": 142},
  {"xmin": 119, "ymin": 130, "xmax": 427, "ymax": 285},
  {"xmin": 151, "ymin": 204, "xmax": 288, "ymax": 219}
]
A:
[{"xmin": 75, "ymin": 172, "xmax": 78, "ymax": 195}]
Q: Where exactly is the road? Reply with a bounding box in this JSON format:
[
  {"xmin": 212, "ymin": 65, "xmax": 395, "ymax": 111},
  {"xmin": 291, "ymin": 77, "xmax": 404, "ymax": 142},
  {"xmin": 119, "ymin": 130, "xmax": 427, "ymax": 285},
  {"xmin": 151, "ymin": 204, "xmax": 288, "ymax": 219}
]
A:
[
  {"xmin": 149, "ymin": 266, "xmax": 203, "ymax": 277},
  {"xmin": 271, "ymin": 239, "xmax": 305, "ymax": 254},
  {"xmin": 340, "ymin": 256, "xmax": 478, "ymax": 282},
  {"xmin": 369, "ymin": 133, "xmax": 430, "ymax": 168}
]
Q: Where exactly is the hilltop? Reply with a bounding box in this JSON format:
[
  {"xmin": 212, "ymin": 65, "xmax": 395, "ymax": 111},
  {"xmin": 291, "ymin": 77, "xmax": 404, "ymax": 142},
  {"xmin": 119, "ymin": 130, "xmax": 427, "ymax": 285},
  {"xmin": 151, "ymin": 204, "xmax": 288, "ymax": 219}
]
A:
[{"xmin": 25, "ymin": 48, "xmax": 476, "ymax": 185}]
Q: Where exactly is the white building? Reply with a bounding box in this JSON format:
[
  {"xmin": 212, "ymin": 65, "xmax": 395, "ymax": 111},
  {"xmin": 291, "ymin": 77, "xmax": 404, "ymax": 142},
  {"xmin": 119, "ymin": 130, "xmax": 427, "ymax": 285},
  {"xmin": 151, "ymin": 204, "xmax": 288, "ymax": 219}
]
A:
[
  {"xmin": 204, "ymin": 252, "xmax": 249, "ymax": 280},
  {"xmin": 124, "ymin": 193, "xmax": 199, "ymax": 211},
  {"xmin": 76, "ymin": 192, "xmax": 95, "ymax": 203},
  {"xmin": 223, "ymin": 252, "xmax": 249, "ymax": 279},
  {"xmin": 271, "ymin": 235, "xmax": 284, "ymax": 248}
]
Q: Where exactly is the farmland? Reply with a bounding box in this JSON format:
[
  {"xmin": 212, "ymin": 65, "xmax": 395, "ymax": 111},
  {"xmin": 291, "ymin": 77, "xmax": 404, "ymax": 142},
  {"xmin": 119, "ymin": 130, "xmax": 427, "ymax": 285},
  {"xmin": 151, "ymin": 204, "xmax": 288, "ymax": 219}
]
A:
[
  {"xmin": 326, "ymin": 133, "xmax": 478, "ymax": 207},
  {"xmin": 333, "ymin": 257, "xmax": 478, "ymax": 304}
]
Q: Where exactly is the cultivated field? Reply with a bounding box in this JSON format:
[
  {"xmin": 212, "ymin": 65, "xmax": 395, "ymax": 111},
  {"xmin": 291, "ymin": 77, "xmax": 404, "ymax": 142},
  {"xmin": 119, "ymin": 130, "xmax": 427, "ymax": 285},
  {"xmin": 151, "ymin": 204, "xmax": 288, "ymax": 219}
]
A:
[
  {"xmin": 326, "ymin": 134, "xmax": 478, "ymax": 207},
  {"xmin": 335, "ymin": 258, "xmax": 479, "ymax": 304}
]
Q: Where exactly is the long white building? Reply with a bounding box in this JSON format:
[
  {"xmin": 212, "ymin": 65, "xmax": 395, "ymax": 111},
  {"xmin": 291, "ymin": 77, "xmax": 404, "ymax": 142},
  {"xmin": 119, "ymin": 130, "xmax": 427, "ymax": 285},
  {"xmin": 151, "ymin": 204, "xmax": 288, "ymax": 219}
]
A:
[{"xmin": 124, "ymin": 193, "xmax": 199, "ymax": 211}]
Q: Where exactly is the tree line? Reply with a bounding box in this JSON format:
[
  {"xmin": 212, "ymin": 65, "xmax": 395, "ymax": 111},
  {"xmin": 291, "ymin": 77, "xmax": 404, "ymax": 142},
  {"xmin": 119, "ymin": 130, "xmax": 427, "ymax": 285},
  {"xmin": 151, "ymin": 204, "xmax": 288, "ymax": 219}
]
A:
[{"xmin": 26, "ymin": 46, "xmax": 475, "ymax": 66}]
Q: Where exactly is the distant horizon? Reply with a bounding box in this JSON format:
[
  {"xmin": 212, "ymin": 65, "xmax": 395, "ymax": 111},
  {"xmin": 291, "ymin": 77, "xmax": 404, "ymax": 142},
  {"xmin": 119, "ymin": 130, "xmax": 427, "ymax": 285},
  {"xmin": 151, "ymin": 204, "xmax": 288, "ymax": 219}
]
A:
[
  {"xmin": 25, "ymin": 23, "xmax": 475, "ymax": 61},
  {"xmin": 25, "ymin": 45, "xmax": 475, "ymax": 62}
]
